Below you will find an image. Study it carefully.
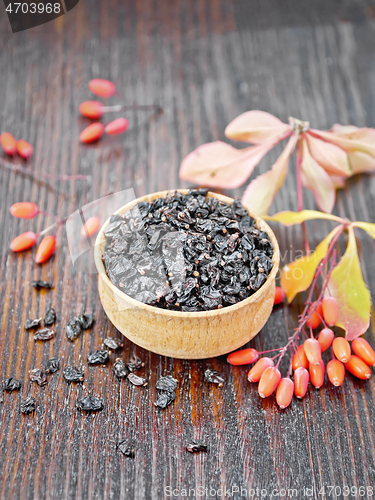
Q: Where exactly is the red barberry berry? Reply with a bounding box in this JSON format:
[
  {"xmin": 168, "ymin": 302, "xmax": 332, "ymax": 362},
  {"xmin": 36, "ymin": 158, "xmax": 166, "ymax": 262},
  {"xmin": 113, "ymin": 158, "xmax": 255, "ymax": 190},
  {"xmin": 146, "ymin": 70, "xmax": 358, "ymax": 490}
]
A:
[
  {"xmin": 227, "ymin": 348, "xmax": 258, "ymax": 366},
  {"xmin": 292, "ymin": 345, "xmax": 309, "ymax": 370},
  {"xmin": 306, "ymin": 304, "xmax": 322, "ymax": 329},
  {"xmin": 303, "ymin": 338, "xmax": 322, "ymax": 366},
  {"xmin": 322, "ymin": 296, "xmax": 338, "ymax": 326},
  {"xmin": 105, "ymin": 117, "xmax": 129, "ymax": 135},
  {"xmin": 81, "ymin": 216, "xmax": 101, "ymax": 237},
  {"xmin": 317, "ymin": 328, "xmax": 334, "ymax": 352},
  {"xmin": 273, "ymin": 286, "xmax": 285, "ymax": 305},
  {"xmin": 352, "ymin": 338, "xmax": 375, "ymax": 367},
  {"xmin": 79, "ymin": 101, "xmax": 104, "ymax": 119},
  {"xmin": 258, "ymin": 367, "xmax": 281, "ymax": 398},
  {"xmin": 294, "ymin": 367, "xmax": 309, "ymax": 398},
  {"xmin": 332, "ymin": 337, "xmax": 351, "ymax": 363},
  {"xmin": 247, "ymin": 357, "xmax": 274, "ymax": 383},
  {"xmin": 10, "ymin": 231, "xmax": 37, "ymax": 252},
  {"xmin": 16, "ymin": 139, "xmax": 34, "ymax": 159},
  {"xmin": 309, "ymin": 360, "xmax": 325, "ymax": 389},
  {"xmin": 80, "ymin": 123, "xmax": 105, "ymax": 144},
  {"xmin": 345, "ymin": 355, "xmax": 372, "ymax": 380},
  {"xmin": 89, "ymin": 78, "xmax": 116, "ymax": 98},
  {"xmin": 276, "ymin": 378, "xmax": 294, "ymax": 409},
  {"xmin": 35, "ymin": 235, "xmax": 56, "ymax": 264},
  {"xmin": 327, "ymin": 359, "xmax": 345, "ymax": 387},
  {"xmin": 0, "ymin": 132, "xmax": 17, "ymax": 155},
  {"xmin": 10, "ymin": 202, "xmax": 39, "ymax": 219}
]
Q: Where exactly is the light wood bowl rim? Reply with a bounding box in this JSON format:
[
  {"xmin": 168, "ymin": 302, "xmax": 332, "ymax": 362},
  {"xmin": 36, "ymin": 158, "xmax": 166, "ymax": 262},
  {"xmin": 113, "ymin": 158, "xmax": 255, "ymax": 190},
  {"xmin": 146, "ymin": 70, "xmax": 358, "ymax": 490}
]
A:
[{"xmin": 94, "ymin": 190, "xmax": 280, "ymax": 318}]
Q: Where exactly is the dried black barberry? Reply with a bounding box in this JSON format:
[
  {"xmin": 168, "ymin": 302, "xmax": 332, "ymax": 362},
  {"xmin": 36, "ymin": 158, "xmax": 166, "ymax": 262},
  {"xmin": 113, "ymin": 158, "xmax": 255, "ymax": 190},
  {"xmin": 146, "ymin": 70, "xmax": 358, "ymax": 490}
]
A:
[
  {"xmin": 32, "ymin": 280, "xmax": 53, "ymax": 290},
  {"xmin": 45, "ymin": 357, "xmax": 60, "ymax": 374},
  {"xmin": 21, "ymin": 396, "xmax": 36, "ymax": 414},
  {"xmin": 29, "ymin": 369, "xmax": 47, "ymax": 387},
  {"xmin": 44, "ymin": 306, "xmax": 56, "ymax": 326},
  {"xmin": 204, "ymin": 369, "xmax": 224, "ymax": 387},
  {"xmin": 117, "ymin": 439, "xmax": 135, "ymax": 458},
  {"xmin": 76, "ymin": 395, "xmax": 103, "ymax": 412},
  {"xmin": 88, "ymin": 350, "xmax": 109, "ymax": 365},
  {"xmin": 186, "ymin": 441, "xmax": 208, "ymax": 453},
  {"xmin": 34, "ymin": 328, "xmax": 55, "ymax": 341},
  {"xmin": 66, "ymin": 320, "xmax": 82, "ymax": 342},
  {"xmin": 25, "ymin": 318, "xmax": 42, "ymax": 330},
  {"xmin": 77, "ymin": 313, "xmax": 94, "ymax": 330},
  {"xmin": 155, "ymin": 375, "xmax": 178, "ymax": 391},
  {"xmin": 104, "ymin": 337, "xmax": 123, "ymax": 350},
  {"xmin": 113, "ymin": 359, "xmax": 129, "ymax": 379},
  {"xmin": 63, "ymin": 366, "xmax": 84, "ymax": 383},
  {"xmin": 127, "ymin": 373, "xmax": 147, "ymax": 386},
  {"xmin": 127, "ymin": 356, "xmax": 143, "ymax": 372},
  {"xmin": 3, "ymin": 377, "xmax": 21, "ymax": 391},
  {"xmin": 155, "ymin": 391, "xmax": 175, "ymax": 409}
]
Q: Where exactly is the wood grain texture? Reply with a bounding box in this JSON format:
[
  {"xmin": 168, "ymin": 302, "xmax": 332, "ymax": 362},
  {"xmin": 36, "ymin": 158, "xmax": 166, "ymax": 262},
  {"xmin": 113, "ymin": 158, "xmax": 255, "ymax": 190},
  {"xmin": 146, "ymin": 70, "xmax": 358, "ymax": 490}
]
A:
[{"xmin": 0, "ymin": 0, "xmax": 375, "ymax": 498}]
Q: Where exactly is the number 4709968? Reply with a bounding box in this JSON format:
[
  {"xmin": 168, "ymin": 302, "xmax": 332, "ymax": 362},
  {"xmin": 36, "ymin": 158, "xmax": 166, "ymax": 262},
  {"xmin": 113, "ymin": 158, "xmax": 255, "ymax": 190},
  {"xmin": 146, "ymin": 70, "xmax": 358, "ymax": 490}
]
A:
[{"xmin": 6, "ymin": 3, "xmax": 61, "ymax": 14}]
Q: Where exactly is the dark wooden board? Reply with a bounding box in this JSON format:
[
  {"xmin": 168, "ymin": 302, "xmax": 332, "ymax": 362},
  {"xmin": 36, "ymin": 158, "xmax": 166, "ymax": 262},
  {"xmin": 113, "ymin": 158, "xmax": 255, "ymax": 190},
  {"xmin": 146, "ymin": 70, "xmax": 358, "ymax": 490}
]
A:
[{"xmin": 1, "ymin": 0, "xmax": 375, "ymax": 498}]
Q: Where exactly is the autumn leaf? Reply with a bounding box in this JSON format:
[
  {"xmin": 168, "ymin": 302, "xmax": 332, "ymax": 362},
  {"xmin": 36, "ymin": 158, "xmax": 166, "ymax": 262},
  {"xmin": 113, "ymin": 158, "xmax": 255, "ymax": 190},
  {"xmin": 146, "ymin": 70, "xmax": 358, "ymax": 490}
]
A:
[
  {"xmin": 281, "ymin": 226, "xmax": 343, "ymax": 303},
  {"xmin": 310, "ymin": 128, "xmax": 375, "ymax": 157},
  {"xmin": 264, "ymin": 209, "xmax": 343, "ymax": 226},
  {"xmin": 305, "ymin": 133, "xmax": 351, "ymax": 176},
  {"xmin": 327, "ymin": 226, "xmax": 371, "ymax": 340},
  {"xmin": 347, "ymin": 151, "xmax": 375, "ymax": 174},
  {"xmin": 352, "ymin": 221, "xmax": 375, "ymax": 239},
  {"xmin": 225, "ymin": 110, "xmax": 291, "ymax": 144},
  {"xmin": 241, "ymin": 133, "xmax": 298, "ymax": 215}
]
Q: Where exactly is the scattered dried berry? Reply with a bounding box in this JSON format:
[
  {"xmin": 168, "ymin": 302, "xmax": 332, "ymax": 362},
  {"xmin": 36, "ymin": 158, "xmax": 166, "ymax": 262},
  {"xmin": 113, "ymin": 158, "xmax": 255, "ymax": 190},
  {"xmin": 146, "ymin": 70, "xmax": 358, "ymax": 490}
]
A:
[
  {"xmin": 127, "ymin": 356, "xmax": 143, "ymax": 372},
  {"xmin": 29, "ymin": 369, "xmax": 47, "ymax": 387},
  {"xmin": 89, "ymin": 78, "xmax": 116, "ymax": 98},
  {"xmin": 76, "ymin": 395, "xmax": 104, "ymax": 412},
  {"xmin": 34, "ymin": 328, "xmax": 55, "ymax": 341},
  {"xmin": 117, "ymin": 439, "xmax": 135, "ymax": 458},
  {"xmin": 104, "ymin": 337, "xmax": 123, "ymax": 350},
  {"xmin": 105, "ymin": 118, "xmax": 129, "ymax": 135},
  {"xmin": 80, "ymin": 123, "xmax": 105, "ymax": 144},
  {"xmin": 155, "ymin": 375, "xmax": 178, "ymax": 391},
  {"xmin": 3, "ymin": 378, "xmax": 21, "ymax": 391},
  {"xmin": 35, "ymin": 235, "xmax": 56, "ymax": 264},
  {"xmin": 45, "ymin": 357, "xmax": 60, "ymax": 374},
  {"xmin": 88, "ymin": 350, "xmax": 109, "ymax": 365},
  {"xmin": 127, "ymin": 373, "xmax": 147, "ymax": 386},
  {"xmin": 63, "ymin": 366, "xmax": 84, "ymax": 383},
  {"xmin": 10, "ymin": 202, "xmax": 39, "ymax": 219},
  {"xmin": 44, "ymin": 306, "xmax": 56, "ymax": 326},
  {"xmin": 81, "ymin": 217, "xmax": 101, "ymax": 237},
  {"xmin": 20, "ymin": 396, "xmax": 36, "ymax": 414},
  {"xmin": 10, "ymin": 231, "xmax": 37, "ymax": 252},
  {"xmin": 204, "ymin": 369, "xmax": 224, "ymax": 387},
  {"xmin": 0, "ymin": 132, "xmax": 17, "ymax": 155},
  {"xmin": 113, "ymin": 359, "xmax": 129, "ymax": 379},
  {"xmin": 32, "ymin": 280, "xmax": 53, "ymax": 290},
  {"xmin": 16, "ymin": 139, "xmax": 34, "ymax": 159},
  {"xmin": 77, "ymin": 313, "xmax": 94, "ymax": 330},
  {"xmin": 66, "ymin": 320, "xmax": 82, "ymax": 341},
  {"xmin": 186, "ymin": 442, "xmax": 208, "ymax": 453},
  {"xmin": 25, "ymin": 318, "xmax": 42, "ymax": 330},
  {"xmin": 155, "ymin": 391, "xmax": 175, "ymax": 409}
]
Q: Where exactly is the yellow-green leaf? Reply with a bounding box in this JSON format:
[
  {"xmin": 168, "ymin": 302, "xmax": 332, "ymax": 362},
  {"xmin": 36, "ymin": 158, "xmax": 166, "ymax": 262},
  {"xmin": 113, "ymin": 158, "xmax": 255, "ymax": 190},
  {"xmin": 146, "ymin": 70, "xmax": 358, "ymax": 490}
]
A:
[
  {"xmin": 281, "ymin": 226, "xmax": 342, "ymax": 303},
  {"xmin": 352, "ymin": 221, "xmax": 375, "ymax": 239},
  {"xmin": 328, "ymin": 226, "xmax": 371, "ymax": 340},
  {"xmin": 264, "ymin": 210, "xmax": 343, "ymax": 226}
]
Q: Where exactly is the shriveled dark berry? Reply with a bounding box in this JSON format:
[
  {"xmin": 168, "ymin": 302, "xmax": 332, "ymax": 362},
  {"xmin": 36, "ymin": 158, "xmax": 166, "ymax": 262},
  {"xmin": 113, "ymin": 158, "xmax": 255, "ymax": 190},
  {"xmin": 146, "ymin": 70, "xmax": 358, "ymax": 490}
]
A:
[
  {"xmin": 45, "ymin": 357, "xmax": 60, "ymax": 374},
  {"xmin": 25, "ymin": 318, "xmax": 42, "ymax": 330},
  {"xmin": 155, "ymin": 390, "xmax": 175, "ymax": 409},
  {"xmin": 63, "ymin": 366, "xmax": 84, "ymax": 383},
  {"xmin": 127, "ymin": 356, "xmax": 143, "ymax": 372},
  {"xmin": 29, "ymin": 369, "xmax": 47, "ymax": 387},
  {"xmin": 44, "ymin": 307, "xmax": 56, "ymax": 326},
  {"xmin": 104, "ymin": 337, "xmax": 123, "ymax": 350},
  {"xmin": 186, "ymin": 441, "xmax": 208, "ymax": 453},
  {"xmin": 32, "ymin": 280, "xmax": 53, "ymax": 289},
  {"xmin": 76, "ymin": 395, "xmax": 103, "ymax": 412},
  {"xmin": 155, "ymin": 375, "xmax": 177, "ymax": 391},
  {"xmin": 3, "ymin": 377, "xmax": 21, "ymax": 391},
  {"xmin": 34, "ymin": 328, "xmax": 55, "ymax": 341},
  {"xmin": 66, "ymin": 320, "xmax": 82, "ymax": 341},
  {"xmin": 77, "ymin": 313, "xmax": 94, "ymax": 330},
  {"xmin": 204, "ymin": 369, "xmax": 224, "ymax": 387},
  {"xmin": 113, "ymin": 359, "xmax": 129, "ymax": 379},
  {"xmin": 88, "ymin": 350, "xmax": 109, "ymax": 365},
  {"xmin": 21, "ymin": 396, "xmax": 36, "ymax": 414},
  {"xmin": 127, "ymin": 373, "xmax": 147, "ymax": 386},
  {"xmin": 117, "ymin": 439, "xmax": 135, "ymax": 458}
]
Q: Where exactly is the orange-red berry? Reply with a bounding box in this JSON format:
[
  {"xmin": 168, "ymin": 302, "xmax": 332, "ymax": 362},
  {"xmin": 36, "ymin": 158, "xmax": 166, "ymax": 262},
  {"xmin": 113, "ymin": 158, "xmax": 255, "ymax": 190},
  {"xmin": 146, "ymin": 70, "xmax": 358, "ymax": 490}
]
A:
[
  {"xmin": 306, "ymin": 304, "xmax": 322, "ymax": 329},
  {"xmin": 80, "ymin": 123, "xmax": 105, "ymax": 144},
  {"xmin": 309, "ymin": 360, "xmax": 325, "ymax": 388},
  {"xmin": 294, "ymin": 367, "xmax": 309, "ymax": 398},
  {"xmin": 292, "ymin": 345, "xmax": 309, "ymax": 370},
  {"xmin": 332, "ymin": 337, "xmax": 351, "ymax": 363},
  {"xmin": 317, "ymin": 328, "xmax": 335, "ymax": 352},
  {"xmin": 258, "ymin": 367, "xmax": 281, "ymax": 398},
  {"xmin": 10, "ymin": 202, "xmax": 39, "ymax": 219},
  {"xmin": 105, "ymin": 117, "xmax": 129, "ymax": 135},
  {"xmin": 227, "ymin": 348, "xmax": 258, "ymax": 366},
  {"xmin": 273, "ymin": 286, "xmax": 285, "ymax": 305},
  {"xmin": 322, "ymin": 296, "xmax": 338, "ymax": 326},
  {"xmin": 345, "ymin": 355, "xmax": 372, "ymax": 380},
  {"xmin": 35, "ymin": 235, "xmax": 56, "ymax": 264},
  {"xmin": 10, "ymin": 231, "xmax": 37, "ymax": 252},
  {"xmin": 327, "ymin": 359, "xmax": 345, "ymax": 387},
  {"xmin": 79, "ymin": 101, "xmax": 104, "ymax": 119},
  {"xmin": 276, "ymin": 378, "xmax": 294, "ymax": 409},
  {"xmin": 0, "ymin": 132, "xmax": 17, "ymax": 155},
  {"xmin": 352, "ymin": 338, "xmax": 375, "ymax": 367},
  {"xmin": 81, "ymin": 216, "xmax": 101, "ymax": 237},
  {"xmin": 16, "ymin": 139, "xmax": 34, "ymax": 159},
  {"xmin": 89, "ymin": 78, "xmax": 116, "ymax": 98},
  {"xmin": 247, "ymin": 357, "xmax": 274, "ymax": 382},
  {"xmin": 303, "ymin": 338, "xmax": 322, "ymax": 366}
]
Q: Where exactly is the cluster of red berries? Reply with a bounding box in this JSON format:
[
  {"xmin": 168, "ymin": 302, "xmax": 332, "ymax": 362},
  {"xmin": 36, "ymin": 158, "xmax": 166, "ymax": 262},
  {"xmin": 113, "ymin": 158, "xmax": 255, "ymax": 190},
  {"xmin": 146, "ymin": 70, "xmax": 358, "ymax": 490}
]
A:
[
  {"xmin": 0, "ymin": 132, "xmax": 33, "ymax": 159},
  {"xmin": 227, "ymin": 288, "xmax": 375, "ymax": 409},
  {"xmin": 9, "ymin": 202, "xmax": 100, "ymax": 264}
]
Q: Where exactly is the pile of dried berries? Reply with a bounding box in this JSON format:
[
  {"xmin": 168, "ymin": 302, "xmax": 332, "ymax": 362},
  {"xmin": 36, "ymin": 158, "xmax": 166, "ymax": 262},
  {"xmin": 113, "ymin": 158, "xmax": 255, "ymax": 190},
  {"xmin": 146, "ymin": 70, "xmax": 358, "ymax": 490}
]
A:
[
  {"xmin": 25, "ymin": 306, "xmax": 56, "ymax": 342},
  {"xmin": 155, "ymin": 375, "xmax": 178, "ymax": 408},
  {"xmin": 103, "ymin": 189, "xmax": 274, "ymax": 311}
]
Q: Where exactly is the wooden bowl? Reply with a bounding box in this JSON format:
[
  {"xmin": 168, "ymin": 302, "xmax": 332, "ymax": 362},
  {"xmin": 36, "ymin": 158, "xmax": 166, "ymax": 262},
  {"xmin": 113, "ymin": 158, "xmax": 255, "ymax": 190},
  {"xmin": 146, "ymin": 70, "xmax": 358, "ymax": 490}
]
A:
[{"xmin": 94, "ymin": 190, "xmax": 280, "ymax": 359}]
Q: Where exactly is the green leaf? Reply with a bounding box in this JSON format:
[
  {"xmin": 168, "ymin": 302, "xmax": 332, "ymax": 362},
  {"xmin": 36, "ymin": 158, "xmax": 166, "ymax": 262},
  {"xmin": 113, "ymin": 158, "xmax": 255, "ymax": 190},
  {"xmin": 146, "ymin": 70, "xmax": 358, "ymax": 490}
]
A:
[
  {"xmin": 264, "ymin": 210, "xmax": 343, "ymax": 226},
  {"xmin": 328, "ymin": 226, "xmax": 371, "ymax": 340}
]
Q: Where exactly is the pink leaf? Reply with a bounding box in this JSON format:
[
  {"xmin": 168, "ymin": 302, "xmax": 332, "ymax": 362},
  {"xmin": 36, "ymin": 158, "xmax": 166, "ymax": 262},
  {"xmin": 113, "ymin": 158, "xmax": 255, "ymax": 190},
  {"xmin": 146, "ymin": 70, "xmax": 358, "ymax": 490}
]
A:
[
  {"xmin": 241, "ymin": 133, "xmax": 298, "ymax": 215},
  {"xmin": 330, "ymin": 124, "xmax": 360, "ymax": 134},
  {"xmin": 179, "ymin": 141, "xmax": 276, "ymax": 189},
  {"xmin": 310, "ymin": 128, "xmax": 375, "ymax": 157},
  {"xmin": 329, "ymin": 174, "xmax": 346, "ymax": 189},
  {"xmin": 225, "ymin": 110, "xmax": 291, "ymax": 144},
  {"xmin": 347, "ymin": 150, "xmax": 375, "ymax": 174},
  {"xmin": 305, "ymin": 133, "xmax": 351, "ymax": 176},
  {"xmin": 301, "ymin": 137, "xmax": 335, "ymax": 213}
]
